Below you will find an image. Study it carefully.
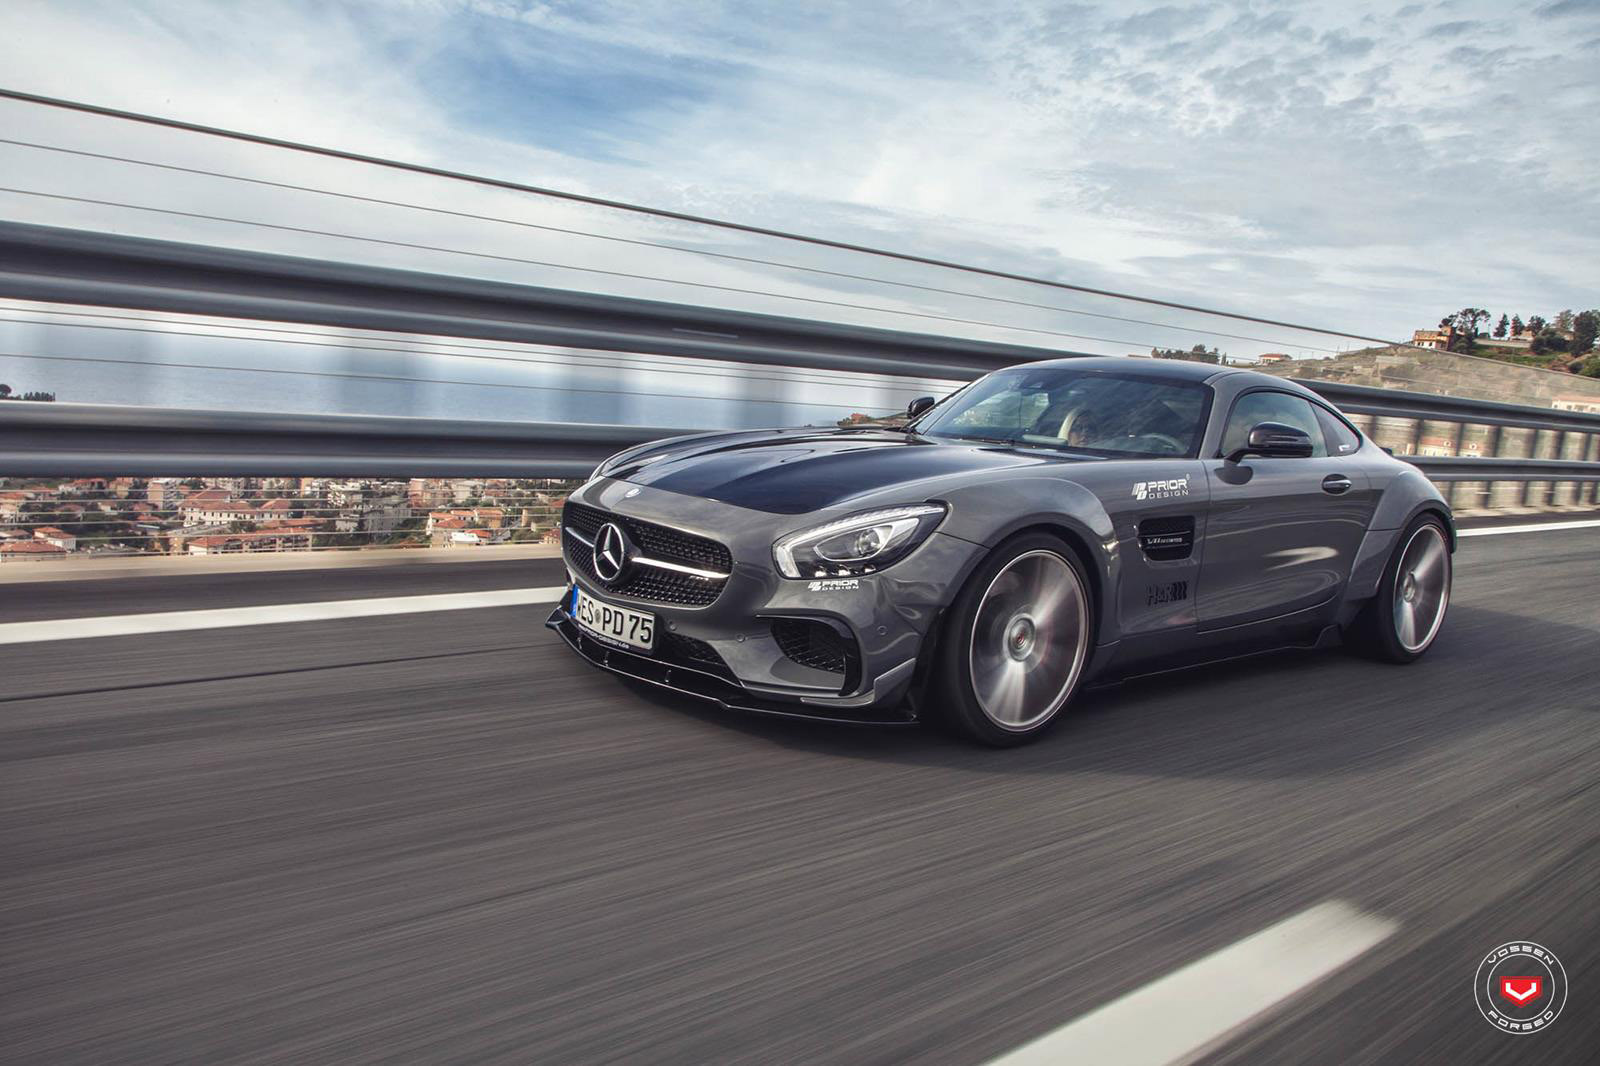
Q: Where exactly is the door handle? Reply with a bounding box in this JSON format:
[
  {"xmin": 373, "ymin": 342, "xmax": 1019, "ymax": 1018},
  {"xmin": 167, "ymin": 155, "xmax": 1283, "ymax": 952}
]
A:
[{"xmin": 1321, "ymin": 474, "xmax": 1353, "ymax": 495}]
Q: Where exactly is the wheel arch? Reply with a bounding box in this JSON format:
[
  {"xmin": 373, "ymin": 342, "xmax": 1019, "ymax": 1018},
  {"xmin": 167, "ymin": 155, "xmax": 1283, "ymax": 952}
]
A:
[
  {"xmin": 907, "ymin": 518, "xmax": 1113, "ymax": 720},
  {"xmin": 1415, "ymin": 502, "xmax": 1457, "ymax": 551}
]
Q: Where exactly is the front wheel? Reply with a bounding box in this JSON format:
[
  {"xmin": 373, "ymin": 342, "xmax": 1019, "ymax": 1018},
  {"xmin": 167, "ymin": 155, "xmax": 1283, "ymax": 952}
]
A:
[
  {"xmin": 931, "ymin": 533, "xmax": 1094, "ymax": 746},
  {"xmin": 1350, "ymin": 514, "xmax": 1452, "ymax": 663}
]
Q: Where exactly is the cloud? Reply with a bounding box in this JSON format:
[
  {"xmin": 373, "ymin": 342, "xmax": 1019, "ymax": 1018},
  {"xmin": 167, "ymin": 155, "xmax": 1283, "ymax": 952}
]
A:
[
  {"xmin": 0, "ymin": 0, "xmax": 1595, "ymax": 375},
  {"xmin": 1536, "ymin": 0, "xmax": 1600, "ymax": 16}
]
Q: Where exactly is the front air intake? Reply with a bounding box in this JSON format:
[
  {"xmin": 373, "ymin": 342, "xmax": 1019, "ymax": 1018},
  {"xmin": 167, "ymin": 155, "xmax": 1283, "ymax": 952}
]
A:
[{"xmin": 771, "ymin": 618, "xmax": 852, "ymax": 675}]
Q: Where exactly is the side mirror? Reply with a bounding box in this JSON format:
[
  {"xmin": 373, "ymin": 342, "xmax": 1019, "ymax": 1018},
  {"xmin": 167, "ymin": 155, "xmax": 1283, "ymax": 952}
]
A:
[
  {"xmin": 906, "ymin": 396, "xmax": 936, "ymax": 419},
  {"xmin": 1226, "ymin": 421, "xmax": 1314, "ymax": 463}
]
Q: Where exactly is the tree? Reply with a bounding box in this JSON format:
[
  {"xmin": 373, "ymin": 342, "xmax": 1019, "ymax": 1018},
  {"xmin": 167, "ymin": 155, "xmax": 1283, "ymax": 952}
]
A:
[
  {"xmin": 1493, "ymin": 314, "xmax": 1509, "ymax": 338},
  {"xmin": 1554, "ymin": 309, "xmax": 1574, "ymax": 333},
  {"xmin": 1445, "ymin": 307, "xmax": 1490, "ymax": 352},
  {"xmin": 1511, "ymin": 314, "xmax": 1525, "ymax": 337},
  {"xmin": 1151, "ymin": 344, "xmax": 1223, "ymax": 364},
  {"xmin": 1528, "ymin": 315, "xmax": 1547, "ymax": 334},
  {"xmin": 1571, "ymin": 309, "xmax": 1599, "ymax": 354},
  {"xmin": 1580, "ymin": 354, "xmax": 1600, "ymax": 378},
  {"xmin": 1529, "ymin": 329, "xmax": 1569, "ymax": 356},
  {"xmin": 0, "ymin": 384, "xmax": 9, "ymax": 398}
]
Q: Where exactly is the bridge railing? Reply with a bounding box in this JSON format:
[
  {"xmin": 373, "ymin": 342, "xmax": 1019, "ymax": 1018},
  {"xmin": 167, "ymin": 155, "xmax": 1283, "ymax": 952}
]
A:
[
  {"xmin": 1300, "ymin": 382, "xmax": 1600, "ymax": 513},
  {"xmin": 4, "ymin": 219, "xmax": 1600, "ymax": 564},
  {"xmin": 1, "ymin": 385, "xmax": 1596, "ymax": 564}
]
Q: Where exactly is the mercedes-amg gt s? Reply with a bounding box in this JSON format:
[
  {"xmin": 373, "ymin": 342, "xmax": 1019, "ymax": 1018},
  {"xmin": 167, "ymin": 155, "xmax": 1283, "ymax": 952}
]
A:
[{"xmin": 547, "ymin": 357, "xmax": 1453, "ymax": 745}]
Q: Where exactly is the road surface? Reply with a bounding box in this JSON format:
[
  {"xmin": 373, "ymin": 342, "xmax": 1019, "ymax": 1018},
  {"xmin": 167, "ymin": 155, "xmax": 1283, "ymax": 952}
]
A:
[{"xmin": 3, "ymin": 526, "xmax": 1597, "ymax": 1063}]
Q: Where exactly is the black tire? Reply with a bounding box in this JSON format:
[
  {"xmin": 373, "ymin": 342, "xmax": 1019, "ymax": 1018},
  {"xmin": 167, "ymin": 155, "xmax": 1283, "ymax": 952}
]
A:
[
  {"xmin": 1349, "ymin": 513, "xmax": 1452, "ymax": 664},
  {"xmin": 930, "ymin": 532, "xmax": 1095, "ymax": 746}
]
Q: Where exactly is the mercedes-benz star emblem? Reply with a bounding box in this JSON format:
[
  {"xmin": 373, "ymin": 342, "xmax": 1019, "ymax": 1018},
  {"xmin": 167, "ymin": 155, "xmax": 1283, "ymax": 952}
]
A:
[{"xmin": 592, "ymin": 522, "xmax": 629, "ymax": 584}]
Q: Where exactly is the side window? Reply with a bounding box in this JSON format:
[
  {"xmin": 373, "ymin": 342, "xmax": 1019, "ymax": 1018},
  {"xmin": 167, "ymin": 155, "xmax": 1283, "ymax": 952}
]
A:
[
  {"xmin": 1220, "ymin": 392, "xmax": 1328, "ymax": 458},
  {"xmin": 1314, "ymin": 405, "xmax": 1362, "ymax": 456}
]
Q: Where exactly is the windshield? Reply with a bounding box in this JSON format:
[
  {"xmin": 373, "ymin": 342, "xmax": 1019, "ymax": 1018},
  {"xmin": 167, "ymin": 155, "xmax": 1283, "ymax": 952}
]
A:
[{"xmin": 915, "ymin": 366, "xmax": 1212, "ymax": 458}]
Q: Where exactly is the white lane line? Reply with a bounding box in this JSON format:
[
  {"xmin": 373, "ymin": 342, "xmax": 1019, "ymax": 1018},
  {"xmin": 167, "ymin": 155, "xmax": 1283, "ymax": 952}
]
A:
[
  {"xmin": 987, "ymin": 900, "xmax": 1397, "ymax": 1066},
  {"xmin": 1458, "ymin": 518, "xmax": 1600, "ymax": 538},
  {"xmin": 0, "ymin": 587, "xmax": 570, "ymax": 646},
  {"xmin": 7, "ymin": 515, "xmax": 1588, "ymax": 645}
]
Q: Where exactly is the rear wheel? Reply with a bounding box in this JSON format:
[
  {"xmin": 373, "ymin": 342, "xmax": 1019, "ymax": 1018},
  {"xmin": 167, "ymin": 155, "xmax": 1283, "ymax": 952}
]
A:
[
  {"xmin": 932, "ymin": 533, "xmax": 1094, "ymax": 746},
  {"xmin": 1351, "ymin": 514, "xmax": 1452, "ymax": 663}
]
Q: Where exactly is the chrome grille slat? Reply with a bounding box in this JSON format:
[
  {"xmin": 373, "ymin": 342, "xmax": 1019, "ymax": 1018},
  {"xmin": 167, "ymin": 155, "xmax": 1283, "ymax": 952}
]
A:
[{"xmin": 562, "ymin": 500, "xmax": 731, "ymax": 608}]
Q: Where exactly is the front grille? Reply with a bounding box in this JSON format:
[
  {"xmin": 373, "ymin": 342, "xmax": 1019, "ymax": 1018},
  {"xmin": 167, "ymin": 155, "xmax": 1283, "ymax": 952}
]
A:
[
  {"xmin": 562, "ymin": 500, "xmax": 730, "ymax": 607},
  {"xmin": 772, "ymin": 618, "xmax": 850, "ymax": 675}
]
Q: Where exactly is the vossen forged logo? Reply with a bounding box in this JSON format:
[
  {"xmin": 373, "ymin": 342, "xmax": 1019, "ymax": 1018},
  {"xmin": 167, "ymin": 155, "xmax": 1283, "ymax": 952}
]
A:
[
  {"xmin": 1133, "ymin": 476, "xmax": 1190, "ymax": 501},
  {"xmin": 1474, "ymin": 941, "xmax": 1568, "ymax": 1034}
]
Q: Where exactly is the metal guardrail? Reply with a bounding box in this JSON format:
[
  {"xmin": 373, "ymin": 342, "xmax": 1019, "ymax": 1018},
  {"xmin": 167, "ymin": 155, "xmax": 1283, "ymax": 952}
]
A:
[
  {"xmin": 2, "ymin": 222, "xmax": 1597, "ymax": 487},
  {"xmin": 3, "ymin": 397, "xmax": 1598, "ymax": 483},
  {"xmin": 0, "ymin": 403, "xmax": 670, "ymax": 478},
  {"xmin": 1409, "ymin": 456, "xmax": 1600, "ymax": 483},
  {"xmin": 1304, "ymin": 381, "xmax": 1600, "ymax": 435},
  {"xmin": 0, "ymin": 221, "xmax": 1074, "ymax": 380}
]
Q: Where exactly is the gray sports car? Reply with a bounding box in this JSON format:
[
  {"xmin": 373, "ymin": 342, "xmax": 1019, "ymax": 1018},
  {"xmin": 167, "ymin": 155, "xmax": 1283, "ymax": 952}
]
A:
[{"xmin": 547, "ymin": 357, "xmax": 1453, "ymax": 745}]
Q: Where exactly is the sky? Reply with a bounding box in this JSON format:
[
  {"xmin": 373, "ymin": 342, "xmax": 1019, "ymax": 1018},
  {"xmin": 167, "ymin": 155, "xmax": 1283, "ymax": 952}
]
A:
[{"xmin": 0, "ymin": 0, "xmax": 1596, "ymax": 417}]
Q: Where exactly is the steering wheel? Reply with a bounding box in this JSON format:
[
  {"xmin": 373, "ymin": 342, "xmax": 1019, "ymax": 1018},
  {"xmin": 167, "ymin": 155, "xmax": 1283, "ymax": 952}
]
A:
[{"xmin": 1142, "ymin": 433, "xmax": 1185, "ymax": 454}]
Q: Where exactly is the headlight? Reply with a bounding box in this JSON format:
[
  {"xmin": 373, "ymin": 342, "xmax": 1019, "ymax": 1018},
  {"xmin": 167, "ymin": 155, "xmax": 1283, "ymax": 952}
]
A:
[{"xmin": 773, "ymin": 504, "xmax": 946, "ymax": 579}]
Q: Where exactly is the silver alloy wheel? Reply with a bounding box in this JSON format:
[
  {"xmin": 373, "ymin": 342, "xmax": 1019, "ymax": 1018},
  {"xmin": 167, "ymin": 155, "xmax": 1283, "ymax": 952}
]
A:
[
  {"xmin": 968, "ymin": 549, "xmax": 1090, "ymax": 730},
  {"xmin": 1392, "ymin": 523, "xmax": 1450, "ymax": 653}
]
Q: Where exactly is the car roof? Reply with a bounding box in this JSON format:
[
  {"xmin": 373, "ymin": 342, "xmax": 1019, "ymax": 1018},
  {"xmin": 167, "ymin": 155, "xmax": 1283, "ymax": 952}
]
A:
[
  {"xmin": 1013, "ymin": 355, "xmax": 1227, "ymax": 382},
  {"xmin": 1017, "ymin": 355, "xmax": 1316, "ymax": 393}
]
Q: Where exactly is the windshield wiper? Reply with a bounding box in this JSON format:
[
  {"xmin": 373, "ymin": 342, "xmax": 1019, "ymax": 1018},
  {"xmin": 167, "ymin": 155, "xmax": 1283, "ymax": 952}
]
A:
[
  {"xmin": 939, "ymin": 434, "xmax": 1096, "ymax": 455},
  {"xmin": 837, "ymin": 422, "xmax": 921, "ymax": 436},
  {"xmin": 942, "ymin": 434, "xmax": 1027, "ymax": 447}
]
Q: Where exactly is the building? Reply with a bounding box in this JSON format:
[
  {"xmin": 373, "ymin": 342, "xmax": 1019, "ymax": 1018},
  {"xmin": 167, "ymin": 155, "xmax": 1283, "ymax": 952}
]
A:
[
  {"xmin": 1410, "ymin": 327, "xmax": 1455, "ymax": 350},
  {"xmin": 0, "ymin": 491, "xmax": 31, "ymax": 518},
  {"xmin": 186, "ymin": 530, "xmax": 314, "ymax": 555},
  {"xmin": 428, "ymin": 516, "xmax": 469, "ymax": 548},
  {"xmin": 258, "ymin": 517, "xmax": 329, "ymax": 532},
  {"xmin": 448, "ymin": 528, "xmax": 508, "ymax": 547},
  {"xmin": 33, "ymin": 526, "xmax": 76, "ymax": 551},
  {"xmin": 426, "ymin": 507, "xmax": 505, "ymax": 532},
  {"xmin": 179, "ymin": 491, "xmax": 259, "ymax": 527},
  {"xmin": 1256, "ymin": 352, "xmax": 1291, "ymax": 364},
  {"xmin": 63, "ymin": 478, "xmax": 107, "ymax": 494},
  {"xmin": 407, "ymin": 478, "xmax": 451, "ymax": 509},
  {"xmin": 335, "ymin": 497, "xmax": 408, "ymax": 534},
  {"xmin": 1553, "ymin": 396, "xmax": 1600, "ymax": 415},
  {"xmin": 145, "ymin": 478, "xmax": 187, "ymax": 509},
  {"xmin": 0, "ymin": 540, "xmax": 67, "ymax": 562}
]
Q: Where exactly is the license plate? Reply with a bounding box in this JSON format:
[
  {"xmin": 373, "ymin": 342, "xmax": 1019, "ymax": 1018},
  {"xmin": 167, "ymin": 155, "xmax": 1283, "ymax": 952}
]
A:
[{"xmin": 572, "ymin": 587, "xmax": 656, "ymax": 651}]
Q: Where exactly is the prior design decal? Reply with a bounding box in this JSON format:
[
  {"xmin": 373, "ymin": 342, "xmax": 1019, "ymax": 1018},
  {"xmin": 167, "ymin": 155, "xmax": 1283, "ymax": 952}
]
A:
[
  {"xmin": 808, "ymin": 578, "xmax": 861, "ymax": 592},
  {"xmin": 1133, "ymin": 476, "xmax": 1190, "ymax": 501},
  {"xmin": 1139, "ymin": 473, "xmax": 1190, "ymax": 499}
]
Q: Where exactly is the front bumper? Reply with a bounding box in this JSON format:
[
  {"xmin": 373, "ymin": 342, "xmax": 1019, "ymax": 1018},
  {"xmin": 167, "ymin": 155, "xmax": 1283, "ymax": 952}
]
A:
[
  {"xmin": 546, "ymin": 605, "xmax": 918, "ymax": 725},
  {"xmin": 546, "ymin": 478, "xmax": 988, "ymax": 725}
]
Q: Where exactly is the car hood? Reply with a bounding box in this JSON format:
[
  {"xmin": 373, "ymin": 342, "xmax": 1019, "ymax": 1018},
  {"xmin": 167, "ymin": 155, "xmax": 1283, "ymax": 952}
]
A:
[{"xmin": 609, "ymin": 428, "xmax": 1066, "ymax": 514}]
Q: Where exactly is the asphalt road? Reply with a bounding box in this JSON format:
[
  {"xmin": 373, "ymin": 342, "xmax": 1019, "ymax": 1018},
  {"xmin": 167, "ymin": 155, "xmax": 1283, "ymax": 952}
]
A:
[{"xmin": 3, "ymin": 527, "xmax": 1597, "ymax": 1064}]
